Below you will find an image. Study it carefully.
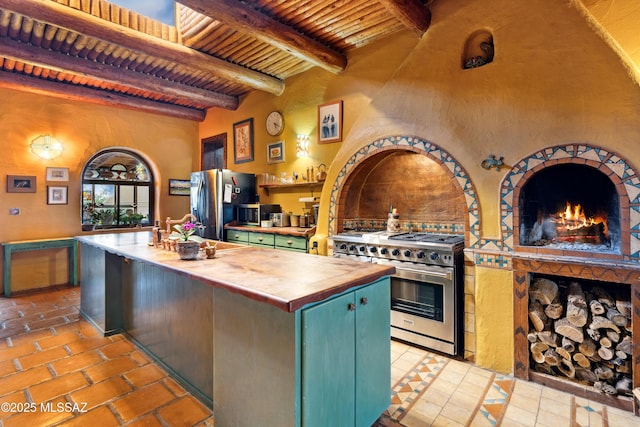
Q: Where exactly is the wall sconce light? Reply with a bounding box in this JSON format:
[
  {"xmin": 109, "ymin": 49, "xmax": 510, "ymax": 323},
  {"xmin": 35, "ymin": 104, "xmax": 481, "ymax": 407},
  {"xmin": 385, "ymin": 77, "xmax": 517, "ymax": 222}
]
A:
[
  {"xmin": 296, "ymin": 134, "xmax": 310, "ymax": 157},
  {"xmin": 30, "ymin": 134, "xmax": 63, "ymax": 160}
]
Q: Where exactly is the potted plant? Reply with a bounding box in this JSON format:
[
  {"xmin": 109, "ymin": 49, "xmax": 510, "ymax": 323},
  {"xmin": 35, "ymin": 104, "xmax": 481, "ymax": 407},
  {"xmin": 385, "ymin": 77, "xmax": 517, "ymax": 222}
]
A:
[{"xmin": 171, "ymin": 221, "xmax": 203, "ymax": 260}]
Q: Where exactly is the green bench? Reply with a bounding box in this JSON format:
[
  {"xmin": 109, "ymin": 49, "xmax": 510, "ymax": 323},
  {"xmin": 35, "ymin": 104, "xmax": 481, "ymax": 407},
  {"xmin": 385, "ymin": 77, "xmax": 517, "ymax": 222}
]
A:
[{"xmin": 2, "ymin": 238, "xmax": 78, "ymax": 297}]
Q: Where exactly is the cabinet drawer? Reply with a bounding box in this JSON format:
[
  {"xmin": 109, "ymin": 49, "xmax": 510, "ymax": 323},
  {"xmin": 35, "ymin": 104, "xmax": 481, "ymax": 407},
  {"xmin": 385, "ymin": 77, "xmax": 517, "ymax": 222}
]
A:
[
  {"xmin": 275, "ymin": 235, "xmax": 307, "ymax": 251},
  {"xmin": 249, "ymin": 232, "xmax": 275, "ymax": 246},
  {"xmin": 226, "ymin": 230, "xmax": 249, "ymax": 244}
]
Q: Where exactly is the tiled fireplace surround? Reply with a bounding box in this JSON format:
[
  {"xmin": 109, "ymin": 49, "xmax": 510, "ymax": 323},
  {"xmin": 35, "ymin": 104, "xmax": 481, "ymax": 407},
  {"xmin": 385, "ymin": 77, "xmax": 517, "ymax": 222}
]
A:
[{"xmin": 327, "ymin": 137, "xmax": 640, "ymax": 412}]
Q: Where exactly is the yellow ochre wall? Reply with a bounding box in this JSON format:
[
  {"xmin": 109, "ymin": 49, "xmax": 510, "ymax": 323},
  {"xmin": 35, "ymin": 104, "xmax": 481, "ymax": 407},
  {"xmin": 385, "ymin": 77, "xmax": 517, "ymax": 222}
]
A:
[
  {"xmin": 0, "ymin": 88, "xmax": 197, "ymax": 290},
  {"xmin": 200, "ymin": 0, "xmax": 640, "ymax": 373}
]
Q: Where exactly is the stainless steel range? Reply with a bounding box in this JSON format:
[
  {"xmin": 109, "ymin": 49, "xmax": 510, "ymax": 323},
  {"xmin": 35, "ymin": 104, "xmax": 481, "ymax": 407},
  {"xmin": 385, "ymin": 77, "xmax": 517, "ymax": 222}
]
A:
[{"xmin": 333, "ymin": 231, "xmax": 465, "ymax": 356}]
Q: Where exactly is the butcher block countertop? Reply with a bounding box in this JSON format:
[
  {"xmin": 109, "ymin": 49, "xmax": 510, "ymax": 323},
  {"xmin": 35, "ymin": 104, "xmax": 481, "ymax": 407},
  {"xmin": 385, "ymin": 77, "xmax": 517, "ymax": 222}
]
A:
[{"xmin": 76, "ymin": 232, "xmax": 394, "ymax": 312}]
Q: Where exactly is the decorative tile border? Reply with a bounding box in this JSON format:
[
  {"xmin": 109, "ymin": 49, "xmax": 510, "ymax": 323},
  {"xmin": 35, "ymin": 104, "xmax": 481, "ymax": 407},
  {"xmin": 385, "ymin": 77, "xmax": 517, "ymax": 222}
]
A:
[
  {"xmin": 329, "ymin": 139, "xmax": 640, "ymax": 264},
  {"xmin": 500, "ymin": 143, "xmax": 640, "ymax": 261},
  {"xmin": 328, "ymin": 136, "xmax": 480, "ymax": 244},
  {"xmin": 387, "ymin": 352, "xmax": 449, "ymax": 421}
]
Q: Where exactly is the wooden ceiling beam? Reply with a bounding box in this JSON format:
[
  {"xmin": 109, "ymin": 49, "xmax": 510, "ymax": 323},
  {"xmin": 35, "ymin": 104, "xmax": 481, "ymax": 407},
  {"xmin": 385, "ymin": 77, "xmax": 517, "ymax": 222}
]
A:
[
  {"xmin": 0, "ymin": 36, "xmax": 239, "ymax": 110},
  {"xmin": 0, "ymin": 0, "xmax": 284, "ymax": 95},
  {"xmin": 177, "ymin": 0, "xmax": 348, "ymax": 74},
  {"xmin": 377, "ymin": 0, "xmax": 431, "ymax": 36},
  {"xmin": 0, "ymin": 70, "xmax": 206, "ymax": 121}
]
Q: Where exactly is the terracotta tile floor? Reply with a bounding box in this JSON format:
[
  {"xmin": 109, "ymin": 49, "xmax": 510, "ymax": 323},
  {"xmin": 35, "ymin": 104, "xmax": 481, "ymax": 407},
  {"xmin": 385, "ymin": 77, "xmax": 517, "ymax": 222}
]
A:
[{"xmin": 1, "ymin": 287, "xmax": 639, "ymax": 426}]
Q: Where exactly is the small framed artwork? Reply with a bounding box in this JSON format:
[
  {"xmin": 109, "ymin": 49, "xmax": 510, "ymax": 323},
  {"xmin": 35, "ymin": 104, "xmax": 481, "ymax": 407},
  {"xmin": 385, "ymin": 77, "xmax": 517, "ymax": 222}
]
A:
[
  {"xmin": 318, "ymin": 100, "xmax": 343, "ymax": 143},
  {"xmin": 267, "ymin": 141, "xmax": 285, "ymax": 164},
  {"xmin": 46, "ymin": 167, "xmax": 69, "ymax": 181},
  {"xmin": 168, "ymin": 179, "xmax": 190, "ymax": 196},
  {"xmin": 7, "ymin": 175, "xmax": 36, "ymax": 193},
  {"xmin": 47, "ymin": 186, "xmax": 68, "ymax": 204},
  {"xmin": 233, "ymin": 118, "xmax": 254, "ymax": 164}
]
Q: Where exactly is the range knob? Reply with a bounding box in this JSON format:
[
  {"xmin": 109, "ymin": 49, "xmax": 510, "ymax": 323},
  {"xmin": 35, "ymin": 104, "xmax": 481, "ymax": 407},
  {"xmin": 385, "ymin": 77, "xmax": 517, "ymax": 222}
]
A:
[
  {"xmin": 349, "ymin": 245, "xmax": 357, "ymax": 252},
  {"xmin": 403, "ymin": 250, "xmax": 412, "ymax": 257},
  {"xmin": 416, "ymin": 251, "xmax": 425, "ymax": 259},
  {"xmin": 429, "ymin": 252, "xmax": 440, "ymax": 261},
  {"xmin": 339, "ymin": 243, "xmax": 347, "ymax": 250},
  {"xmin": 380, "ymin": 247, "xmax": 388, "ymax": 255},
  {"xmin": 369, "ymin": 246, "xmax": 377, "ymax": 253},
  {"xmin": 391, "ymin": 249, "xmax": 400, "ymax": 256},
  {"xmin": 359, "ymin": 246, "xmax": 366, "ymax": 252}
]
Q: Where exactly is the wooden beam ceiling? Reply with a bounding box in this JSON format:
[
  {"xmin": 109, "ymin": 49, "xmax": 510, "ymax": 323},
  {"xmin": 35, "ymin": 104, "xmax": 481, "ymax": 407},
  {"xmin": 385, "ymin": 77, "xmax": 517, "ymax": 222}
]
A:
[
  {"xmin": 0, "ymin": 69, "xmax": 206, "ymax": 121},
  {"xmin": 178, "ymin": 0, "xmax": 348, "ymax": 74},
  {"xmin": 0, "ymin": 36, "xmax": 239, "ymax": 110},
  {"xmin": 378, "ymin": 0, "xmax": 431, "ymax": 36},
  {"xmin": 0, "ymin": 0, "xmax": 284, "ymax": 95}
]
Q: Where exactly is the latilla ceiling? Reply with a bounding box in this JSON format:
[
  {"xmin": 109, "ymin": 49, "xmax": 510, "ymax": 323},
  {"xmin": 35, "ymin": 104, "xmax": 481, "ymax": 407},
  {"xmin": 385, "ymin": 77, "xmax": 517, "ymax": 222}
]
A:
[
  {"xmin": 0, "ymin": 1, "xmax": 638, "ymax": 122},
  {"xmin": 0, "ymin": 0, "xmax": 430, "ymax": 121}
]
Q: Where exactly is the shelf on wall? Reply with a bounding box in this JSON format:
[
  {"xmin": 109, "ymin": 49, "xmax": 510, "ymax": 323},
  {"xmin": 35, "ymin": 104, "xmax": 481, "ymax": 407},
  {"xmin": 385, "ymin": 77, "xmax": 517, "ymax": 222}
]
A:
[{"xmin": 259, "ymin": 181, "xmax": 324, "ymax": 195}]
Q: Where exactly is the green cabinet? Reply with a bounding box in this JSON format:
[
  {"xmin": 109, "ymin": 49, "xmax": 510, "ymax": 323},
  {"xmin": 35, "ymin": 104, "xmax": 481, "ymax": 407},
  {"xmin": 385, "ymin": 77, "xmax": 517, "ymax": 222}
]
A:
[
  {"xmin": 301, "ymin": 278, "xmax": 390, "ymax": 427},
  {"xmin": 227, "ymin": 229, "xmax": 311, "ymax": 253},
  {"xmin": 248, "ymin": 231, "xmax": 275, "ymax": 248},
  {"xmin": 275, "ymin": 234, "xmax": 308, "ymax": 252},
  {"xmin": 226, "ymin": 230, "xmax": 249, "ymax": 244}
]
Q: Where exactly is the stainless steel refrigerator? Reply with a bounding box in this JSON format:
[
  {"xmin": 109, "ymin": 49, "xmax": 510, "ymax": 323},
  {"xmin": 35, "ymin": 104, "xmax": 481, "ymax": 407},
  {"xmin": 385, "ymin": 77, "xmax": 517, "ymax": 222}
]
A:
[{"xmin": 190, "ymin": 169, "xmax": 257, "ymax": 240}]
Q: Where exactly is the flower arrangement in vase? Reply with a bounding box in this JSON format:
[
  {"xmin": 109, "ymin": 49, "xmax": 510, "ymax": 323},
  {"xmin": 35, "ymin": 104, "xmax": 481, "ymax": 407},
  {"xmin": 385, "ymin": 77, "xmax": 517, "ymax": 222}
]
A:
[{"xmin": 171, "ymin": 221, "xmax": 203, "ymax": 260}]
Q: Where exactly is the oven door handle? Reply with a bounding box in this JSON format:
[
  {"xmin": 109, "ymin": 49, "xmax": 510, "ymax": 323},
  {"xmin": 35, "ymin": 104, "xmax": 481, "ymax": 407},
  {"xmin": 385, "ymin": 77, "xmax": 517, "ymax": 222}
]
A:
[{"xmin": 394, "ymin": 267, "xmax": 453, "ymax": 282}]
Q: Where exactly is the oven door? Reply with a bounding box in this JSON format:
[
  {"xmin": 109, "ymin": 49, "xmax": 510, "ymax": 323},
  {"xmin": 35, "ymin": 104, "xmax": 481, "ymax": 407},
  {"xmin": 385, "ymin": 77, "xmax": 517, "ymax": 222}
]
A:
[{"xmin": 375, "ymin": 259, "xmax": 457, "ymax": 355}]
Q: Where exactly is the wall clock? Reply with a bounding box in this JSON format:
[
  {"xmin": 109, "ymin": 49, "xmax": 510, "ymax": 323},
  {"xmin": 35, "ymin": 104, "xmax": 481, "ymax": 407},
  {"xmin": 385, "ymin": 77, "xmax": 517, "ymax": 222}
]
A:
[{"xmin": 266, "ymin": 111, "xmax": 284, "ymax": 136}]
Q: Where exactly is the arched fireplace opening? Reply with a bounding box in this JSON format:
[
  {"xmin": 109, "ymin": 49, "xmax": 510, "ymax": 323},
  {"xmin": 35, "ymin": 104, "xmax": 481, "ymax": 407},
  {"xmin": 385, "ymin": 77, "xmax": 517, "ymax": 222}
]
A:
[{"xmin": 518, "ymin": 164, "xmax": 620, "ymax": 254}]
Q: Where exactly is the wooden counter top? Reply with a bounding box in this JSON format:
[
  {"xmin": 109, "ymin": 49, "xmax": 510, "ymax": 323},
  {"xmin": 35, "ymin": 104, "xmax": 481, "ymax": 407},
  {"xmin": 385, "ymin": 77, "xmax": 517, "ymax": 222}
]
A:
[
  {"xmin": 225, "ymin": 224, "xmax": 316, "ymax": 237},
  {"xmin": 75, "ymin": 232, "xmax": 394, "ymax": 312}
]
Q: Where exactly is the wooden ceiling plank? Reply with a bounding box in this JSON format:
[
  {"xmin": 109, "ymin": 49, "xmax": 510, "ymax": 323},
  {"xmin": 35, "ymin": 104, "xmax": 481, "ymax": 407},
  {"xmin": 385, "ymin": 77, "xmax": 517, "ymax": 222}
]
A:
[
  {"xmin": 0, "ymin": 68, "xmax": 206, "ymax": 121},
  {"xmin": 0, "ymin": 36, "xmax": 239, "ymax": 110},
  {"xmin": 0, "ymin": 0, "xmax": 284, "ymax": 95},
  {"xmin": 178, "ymin": 0, "xmax": 347, "ymax": 73},
  {"xmin": 377, "ymin": 0, "xmax": 431, "ymax": 36}
]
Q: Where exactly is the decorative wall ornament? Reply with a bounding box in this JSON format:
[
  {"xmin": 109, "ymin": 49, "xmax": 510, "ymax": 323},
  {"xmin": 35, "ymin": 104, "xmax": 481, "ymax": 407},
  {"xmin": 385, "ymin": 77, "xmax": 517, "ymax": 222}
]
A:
[{"xmin": 480, "ymin": 154, "xmax": 504, "ymax": 171}]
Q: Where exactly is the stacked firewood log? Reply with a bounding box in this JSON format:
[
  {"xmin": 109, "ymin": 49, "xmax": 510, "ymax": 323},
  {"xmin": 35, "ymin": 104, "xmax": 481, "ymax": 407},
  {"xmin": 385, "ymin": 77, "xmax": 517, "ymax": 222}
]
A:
[{"xmin": 528, "ymin": 277, "xmax": 632, "ymax": 396}]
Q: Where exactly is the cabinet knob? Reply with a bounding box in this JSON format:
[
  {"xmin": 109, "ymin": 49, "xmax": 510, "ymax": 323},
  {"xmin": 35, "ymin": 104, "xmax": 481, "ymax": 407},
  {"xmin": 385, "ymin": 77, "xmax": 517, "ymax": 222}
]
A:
[
  {"xmin": 258, "ymin": 237, "xmax": 263, "ymax": 241},
  {"xmin": 287, "ymin": 240, "xmax": 292, "ymax": 245},
  {"xmin": 360, "ymin": 297, "xmax": 368, "ymax": 305},
  {"xmin": 348, "ymin": 303, "xmax": 356, "ymax": 311}
]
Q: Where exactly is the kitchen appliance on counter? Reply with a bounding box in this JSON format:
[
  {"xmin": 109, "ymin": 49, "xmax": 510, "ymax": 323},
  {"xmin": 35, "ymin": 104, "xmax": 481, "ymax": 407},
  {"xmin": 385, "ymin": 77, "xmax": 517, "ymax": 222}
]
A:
[
  {"xmin": 237, "ymin": 203, "xmax": 281, "ymax": 226},
  {"xmin": 333, "ymin": 230, "xmax": 465, "ymax": 356},
  {"xmin": 271, "ymin": 212, "xmax": 291, "ymax": 227},
  {"xmin": 190, "ymin": 169, "xmax": 257, "ymax": 240}
]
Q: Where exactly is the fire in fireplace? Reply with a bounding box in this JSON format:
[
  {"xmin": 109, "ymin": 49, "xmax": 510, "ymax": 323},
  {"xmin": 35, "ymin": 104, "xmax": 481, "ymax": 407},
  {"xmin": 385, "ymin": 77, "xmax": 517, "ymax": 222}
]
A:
[{"xmin": 518, "ymin": 164, "xmax": 620, "ymax": 252}]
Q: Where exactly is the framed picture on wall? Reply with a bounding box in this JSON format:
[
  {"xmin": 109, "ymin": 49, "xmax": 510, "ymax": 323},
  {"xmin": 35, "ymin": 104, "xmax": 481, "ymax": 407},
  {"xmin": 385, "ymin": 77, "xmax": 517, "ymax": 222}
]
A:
[
  {"xmin": 168, "ymin": 179, "xmax": 190, "ymax": 196},
  {"xmin": 317, "ymin": 100, "xmax": 343, "ymax": 143},
  {"xmin": 233, "ymin": 118, "xmax": 254, "ymax": 164},
  {"xmin": 7, "ymin": 175, "xmax": 36, "ymax": 193},
  {"xmin": 46, "ymin": 167, "xmax": 69, "ymax": 181},
  {"xmin": 47, "ymin": 186, "xmax": 68, "ymax": 204},
  {"xmin": 267, "ymin": 141, "xmax": 285, "ymax": 164}
]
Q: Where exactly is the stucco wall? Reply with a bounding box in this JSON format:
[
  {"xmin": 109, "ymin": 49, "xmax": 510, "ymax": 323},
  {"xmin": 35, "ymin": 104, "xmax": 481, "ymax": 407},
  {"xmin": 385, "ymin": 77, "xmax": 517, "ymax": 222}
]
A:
[
  {"xmin": 201, "ymin": 0, "xmax": 640, "ymax": 372},
  {"xmin": 0, "ymin": 88, "xmax": 197, "ymax": 289}
]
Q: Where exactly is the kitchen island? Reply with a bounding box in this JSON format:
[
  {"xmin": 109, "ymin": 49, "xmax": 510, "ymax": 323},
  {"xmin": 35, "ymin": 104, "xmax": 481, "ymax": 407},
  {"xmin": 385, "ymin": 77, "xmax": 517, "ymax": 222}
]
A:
[{"xmin": 76, "ymin": 232, "xmax": 395, "ymax": 427}]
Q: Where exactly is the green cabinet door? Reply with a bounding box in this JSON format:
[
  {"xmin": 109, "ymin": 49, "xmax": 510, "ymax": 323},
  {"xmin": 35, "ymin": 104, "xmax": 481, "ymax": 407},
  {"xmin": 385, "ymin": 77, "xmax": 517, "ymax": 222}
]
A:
[
  {"xmin": 355, "ymin": 281, "xmax": 390, "ymax": 427},
  {"xmin": 302, "ymin": 291, "xmax": 356, "ymax": 426},
  {"xmin": 301, "ymin": 278, "xmax": 390, "ymax": 427}
]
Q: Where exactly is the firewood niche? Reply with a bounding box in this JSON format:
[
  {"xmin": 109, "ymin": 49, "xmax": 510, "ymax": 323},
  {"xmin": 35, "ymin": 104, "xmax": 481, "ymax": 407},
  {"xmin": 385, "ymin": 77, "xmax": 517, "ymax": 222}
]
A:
[
  {"xmin": 513, "ymin": 256, "xmax": 640, "ymax": 412},
  {"xmin": 529, "ymin": 277, "xmax": 631, "ymax": 395}
]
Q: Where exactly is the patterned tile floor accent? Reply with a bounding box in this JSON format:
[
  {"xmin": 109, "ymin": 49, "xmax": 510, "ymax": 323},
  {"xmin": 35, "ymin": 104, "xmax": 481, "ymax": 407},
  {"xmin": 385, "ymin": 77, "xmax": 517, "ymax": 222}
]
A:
[
  {"xmin": 2, "ymin": 287, "xmax": 640, "ymax": 426},
  {"xmin": 389, "ymin": 341, "xmax": 640, "ymax": 427}
]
